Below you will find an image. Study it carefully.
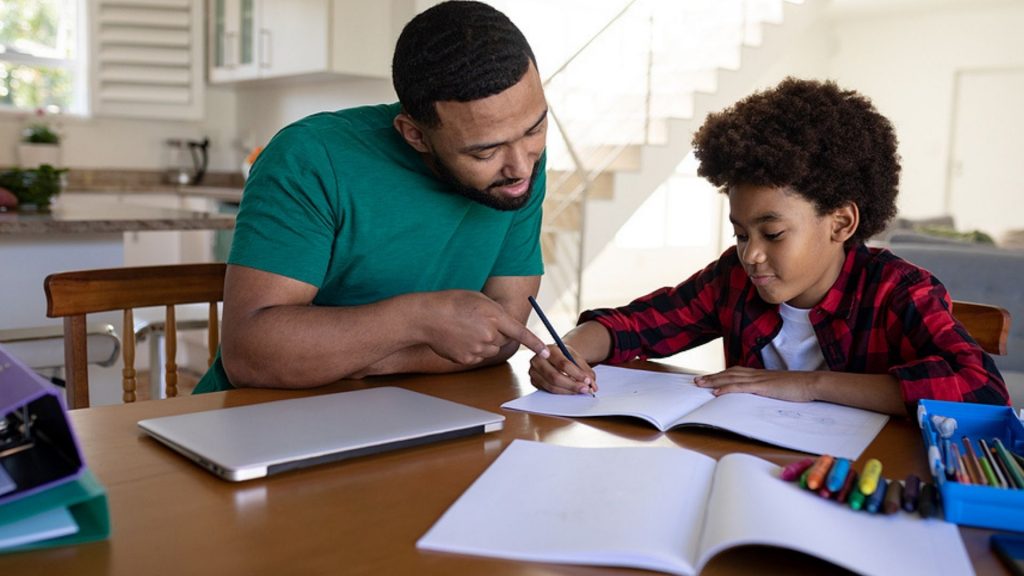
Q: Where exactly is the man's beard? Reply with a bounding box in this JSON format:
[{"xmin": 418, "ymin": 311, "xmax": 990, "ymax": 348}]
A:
[{"xmin": 430, "ymin": 154, "xmax": 540, "ymax": 211}]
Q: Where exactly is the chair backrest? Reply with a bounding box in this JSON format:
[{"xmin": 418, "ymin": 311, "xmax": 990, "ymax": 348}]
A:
[
  {"xmin": 952, "ymin": 300, "xmax": 1011, "ymax": 356},
  {"xmin": 45, "ymin": 263, "xmax": 226, "ymax": 409}
]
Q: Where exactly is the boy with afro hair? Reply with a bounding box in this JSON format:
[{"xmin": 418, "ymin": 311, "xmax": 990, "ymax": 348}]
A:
[{"xmin": 528, "ymin": 77, "xmax": 1008, "ymax": 415}]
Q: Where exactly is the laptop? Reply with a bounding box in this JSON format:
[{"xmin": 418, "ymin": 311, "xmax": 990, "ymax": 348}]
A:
[{"xmin": 137, "ymin": 387, "xmax": 504, "ymax": 481}]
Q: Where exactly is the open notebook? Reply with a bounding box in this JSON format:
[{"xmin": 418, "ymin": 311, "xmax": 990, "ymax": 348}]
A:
[
  {"xmin": 502, "ymin": 365, "xmax": 888, "ymax": 459},
  {"xmin": 138, "ymin": 387, "xmax": 504, "ymax": 481},
  {"xmin": 418, "ymin": 440, "xmax": 974, "ymax": 576}
]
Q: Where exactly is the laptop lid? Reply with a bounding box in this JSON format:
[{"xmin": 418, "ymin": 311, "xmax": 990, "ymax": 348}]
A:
[{"xmin": 137, "ymin": 387, "xmax": 504, "ymax": 481}]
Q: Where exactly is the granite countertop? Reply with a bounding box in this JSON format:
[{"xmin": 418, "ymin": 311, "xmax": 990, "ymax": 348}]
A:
[
  {"xmin": 61, "ymin": 168, "xmax": 246, "ymax": 202},
  {"xmin": 0, "ymin": 198, "xmax": 235, "ymax": 235},
  {"xmin": 64, "ymin": 184, "xmax": 244, "ymax": 202},
  {"xmin": 0, "ymin": 169, "xmax": 242, "ymax": 234}
]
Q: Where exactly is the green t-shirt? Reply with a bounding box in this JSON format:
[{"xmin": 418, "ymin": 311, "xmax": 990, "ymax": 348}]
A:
[{"xmin": 194, "ymin": 103, "xmax": 545, "ymax": 393}]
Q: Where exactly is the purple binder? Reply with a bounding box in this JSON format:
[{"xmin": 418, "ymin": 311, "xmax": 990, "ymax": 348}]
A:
[{"xmin": 0, "ymin": 343, "xmax": 85, "ymax": 506}]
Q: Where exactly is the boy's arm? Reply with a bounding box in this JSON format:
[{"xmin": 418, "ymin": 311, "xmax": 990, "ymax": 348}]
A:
[
  {"xmin": 580, "ymin": 255, "xmax": 731, "ymax": 364},
  {"xmin": 695, "ymin": 368, "xmax": 906, "ymax": 415},
  {"xmin": 885, "ymin": 279, "xmax": 1009, "ymax": 406},
  {"xmin": 696, "ymin": 277, "xmax": 1010, "ymax": 415}
]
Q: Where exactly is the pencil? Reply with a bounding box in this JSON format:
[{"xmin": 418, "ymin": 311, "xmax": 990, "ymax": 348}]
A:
[
  {"xmin": 950, "ymin": 442, "xmax": 970, "ymax": 484},
  {"xmin": 994, "ymin": 438, "xmax": 1024, "ymax": 489},
  {"xmin": 979, "ymin": 439, "xmax": 1008, "ymax": 488},
  {"xmin": 962, "ymin": 437, "xmax": 987, "ymax": 485},
  {"xmin": 979, "ymin": 456, "xmax": 999, "ymax": 487},
  {"xmin": 527, "ymin": 296, "xmax": 595, "ymax": 397}
]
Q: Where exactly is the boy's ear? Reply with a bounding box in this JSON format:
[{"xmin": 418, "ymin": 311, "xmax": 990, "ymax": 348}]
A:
[
  {"xmin": 831, "ymin": 202, "xmax": 860, "ymax": 243},
  {"xmin": 393, "ymin": 113, "xmax": 431, "ymax": 153}
]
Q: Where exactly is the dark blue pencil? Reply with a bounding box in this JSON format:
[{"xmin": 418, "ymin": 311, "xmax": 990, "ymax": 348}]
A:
[{"xmin": 527, "ymin": 296, "xmax": 595, "ymax": 397}]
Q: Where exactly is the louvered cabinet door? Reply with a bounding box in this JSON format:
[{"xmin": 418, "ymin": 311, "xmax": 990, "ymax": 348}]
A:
[{"xmin": 89, "ymin": 0, "xmax": 205, "ymax": 120}]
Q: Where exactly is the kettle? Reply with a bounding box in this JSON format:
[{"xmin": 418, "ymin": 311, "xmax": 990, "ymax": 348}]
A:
[{"xmin": 165, "ymin": 137, "xmax": 209, "ymax": 185}]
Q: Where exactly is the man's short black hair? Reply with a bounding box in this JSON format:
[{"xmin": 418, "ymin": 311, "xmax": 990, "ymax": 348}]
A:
[
  {"xmin": 392, "ymin": 0, "xmax": 537, "ymax": 128},
  {"xmin": 692, "ymin": 77, "xmax": 901, "ymax": 243}
]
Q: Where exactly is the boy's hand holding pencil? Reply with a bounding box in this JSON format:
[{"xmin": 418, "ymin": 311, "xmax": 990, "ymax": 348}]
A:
[{"xmin": 527, "ymin": 296, "xmax": 598, "ymax": 396}]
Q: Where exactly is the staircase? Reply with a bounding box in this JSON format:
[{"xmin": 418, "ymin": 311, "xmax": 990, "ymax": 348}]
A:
[{"xmin": 533, "ymin": 0, "xmax": 819, "ymax": 329}]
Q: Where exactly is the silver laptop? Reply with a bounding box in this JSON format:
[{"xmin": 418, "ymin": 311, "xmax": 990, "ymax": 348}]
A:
[{"xmin": 137, "ymin": 387, "xmax": 504, "ymax": 481}]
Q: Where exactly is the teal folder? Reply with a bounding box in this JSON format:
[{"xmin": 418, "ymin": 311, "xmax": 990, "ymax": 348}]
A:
[
  {"xmin": 0, "ymin": 469, "xmax": 109, "ymax": 553},
  {"xmin": 0, "ymin": 344, "xmax": 110, "ymax": 553}
]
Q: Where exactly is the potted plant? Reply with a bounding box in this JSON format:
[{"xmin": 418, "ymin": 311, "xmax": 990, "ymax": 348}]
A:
[
  {"xmin": 17, "ymin": 108, "xmax": 63, "ymax": 168},
  {"xmin": 0, "ymin": 165, "xmax": 68, "ymax": 210}
]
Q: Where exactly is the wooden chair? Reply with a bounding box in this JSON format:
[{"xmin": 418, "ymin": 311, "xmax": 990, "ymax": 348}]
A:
[
  {"xmin": 45, "ymin": 263, "xmax": 226, "ymax": 409},
  {"xmin": 952, "ymin": 300, "xmax": 1011, "ymax": 355}
]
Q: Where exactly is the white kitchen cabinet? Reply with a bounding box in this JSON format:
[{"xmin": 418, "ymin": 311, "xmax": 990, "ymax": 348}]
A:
[
  {"xmin": 208, "ymin": 0, "xmax": 258, "ymax": 82},
  {"xmin": 209, "ymin": 0, "xmax": 325, "ymax": 82},
  {"xmin": 208, "ymin": 0, "xmax": 414, "ymax": 83},
  {"xmin": 57, "ymin": 193, "xmax": 219, "ymax": 265}
]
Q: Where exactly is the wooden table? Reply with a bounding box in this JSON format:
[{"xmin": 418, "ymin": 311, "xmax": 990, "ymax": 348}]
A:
[{"xmin": 0, "ymin": 354, "xmax": 1007, "ymax": 575}]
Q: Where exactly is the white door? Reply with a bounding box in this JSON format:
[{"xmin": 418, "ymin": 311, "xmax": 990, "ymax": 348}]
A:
[{"xmin": 948, "ymin": 68, "xmax": 1024, "ymax": 243}]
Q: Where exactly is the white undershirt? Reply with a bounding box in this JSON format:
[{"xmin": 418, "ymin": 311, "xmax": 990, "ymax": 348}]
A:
[{"xmin": 760, "ymin": 303, "xmax": 828, "ymax": 372}]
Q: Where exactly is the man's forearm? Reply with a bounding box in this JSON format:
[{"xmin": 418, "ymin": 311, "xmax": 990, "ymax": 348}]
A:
[
  {"xmin": 354, "ymin": 340, "xmax": 519, "ymax": 377},
  {"xmin": 222, "ymin": 294, "xmax": 429, "ymax": 388}
]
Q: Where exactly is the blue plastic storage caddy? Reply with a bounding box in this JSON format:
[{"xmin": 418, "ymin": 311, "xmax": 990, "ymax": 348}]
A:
[{"xmin": 917, "ymin": 399, "xmax": 1024, "ymax": 532}]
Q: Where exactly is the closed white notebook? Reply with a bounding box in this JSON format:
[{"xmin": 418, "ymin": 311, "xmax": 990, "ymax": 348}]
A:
[
  {"xmin": 418, "ymin": 440, "xmax": 974, "ymax": 576},
  {"xmin": 503, "ymin": 365, "xmax": 889, "ymax": 459}
]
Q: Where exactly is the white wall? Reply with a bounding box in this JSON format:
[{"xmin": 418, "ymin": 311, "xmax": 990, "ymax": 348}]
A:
[
  {"xmin": 231, "ymin": 0, "xmax": 630, "ymax": 149},
  {"xmin": 0, "ymin": 86, "xmax": 241, "ymax": 173},
  {"xmin": 0, "ymin": 0, "xmax": 688, "ymax": 175},
  {"xmin": 233, "ymin": 76, "xmax": 396, "ymax": 153},
  {"xmin": 827, "ymin": 0, "xmax": 1024, "ymax": 220}
]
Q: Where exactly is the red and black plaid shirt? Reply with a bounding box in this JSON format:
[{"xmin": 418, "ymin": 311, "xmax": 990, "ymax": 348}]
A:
[{"xmin": 580, "ymin": 243, "xmax": 1008, "ymax": 411}]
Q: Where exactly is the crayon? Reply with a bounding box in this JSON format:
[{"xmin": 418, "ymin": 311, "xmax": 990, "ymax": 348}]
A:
[
  {"xmin": 858, "ymin": 458, "xmax": 883, "ymax": 496},
  {"xmin": 805, "ymin": 455, "xmax": 834, "ymax": 491},
  {"xmin": 781, "ymin": 458, "xmax": 815, "ymax": 482},
  {"xmin": 865, "ymin": 478, "xmax": 888, "ymax": 514},
  {"xmin": 918, "ymin": 482, "xmax": 939, "ymax": 519},
  {"xmin": 799, "ymin": 468, "xmax": 811, "ymax": 489},
  {"xmin": 901, "ymin": 474, "xmax": 920, "ymax": 512},
  {"xmin": 826, "ymin": 458, "xmax": 851, "ymax": 494},
  {"xmin": 848, "ymin": 484, "xmax": 867, "ymax": 511},
  {"xmin": 836, "ymin": 470, "xmax": 858, "ymax": 504},
  {"xmin": 883, "ymin": 479, "xmax": 903, "ymax": 515}
]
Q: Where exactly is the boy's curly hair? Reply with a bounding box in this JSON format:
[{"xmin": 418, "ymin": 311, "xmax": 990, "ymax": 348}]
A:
[{"xmin": 692, "ymin": 77, "xmax": 900, "ymax": 242}]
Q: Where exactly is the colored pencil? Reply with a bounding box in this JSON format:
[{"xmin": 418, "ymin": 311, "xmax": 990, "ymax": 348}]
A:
[{"xmin": 962, "ymin": 437, "xmax": 987, "ymax": 486}]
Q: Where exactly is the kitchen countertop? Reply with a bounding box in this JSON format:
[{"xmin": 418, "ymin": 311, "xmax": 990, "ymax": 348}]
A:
[
  {"xmin": 64, "ymin": 184, "xmax": 244, "ymax": 202},
  {"xmin": 0, "ymin": 197, "xmax": 235, "ymax": 235}
]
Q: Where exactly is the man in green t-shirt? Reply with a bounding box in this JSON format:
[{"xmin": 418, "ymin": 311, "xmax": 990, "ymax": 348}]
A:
[{"xmin": 195, "ymin": 1, "xmax": 553, "ymax": 393}]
